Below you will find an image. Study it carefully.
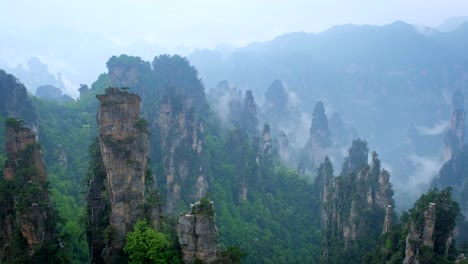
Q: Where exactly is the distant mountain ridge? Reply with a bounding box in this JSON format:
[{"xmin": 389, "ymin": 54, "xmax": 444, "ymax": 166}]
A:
[{"xmin": 188, "ymin": 20, "xmax": 468, "ymax": 209}]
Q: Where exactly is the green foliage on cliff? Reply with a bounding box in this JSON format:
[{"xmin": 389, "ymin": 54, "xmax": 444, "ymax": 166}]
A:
[
  {"xmin": 0, "ymin": 131, "xmax": 64, "ymax": 263},
  {"xmin": 363, "ymin": 188, "xmax": 462, "ymax": 263},
  {"xmin": 124, "ymin": 219, "xmax": 182, "ymax": 264},
  {"xmin": 202, "ymin": 112, "xmax": 321, "ymax": 263}
]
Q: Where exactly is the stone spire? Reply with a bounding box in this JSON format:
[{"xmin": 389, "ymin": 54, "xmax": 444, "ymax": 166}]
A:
[
  {"xmin": 96, "ymin": 87, "xmax": 150, "ymax": 261},
  {"xmin": 383, "ymin": 205, "xmax": 392, "ymax": 234},
  {"xmin": 0, "ymin": 119, "xmax": 56, "ymax": 261}
]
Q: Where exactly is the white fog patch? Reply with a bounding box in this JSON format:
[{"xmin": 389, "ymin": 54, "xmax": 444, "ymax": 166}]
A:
[
  {"xmin": 416, "ymin": 120, "xmax": 449, "ymax": 135},
  {"xmin": 283, "ymin": 84, "xmax": 300, "ymax": 108},
  {"xmin": 294, "ymin": 112, "xmax": 312, "ymax": 147},
  {"xmin": 405, "ymin": 155, "xmax": 442, "ymax": 191},
  {"xmin": 381, "ymin": 162, "xmax": 393, "ymax": 173},
  {"xmin": 35, "ymin": 55, "xmax": 80, "ymax": 98}
]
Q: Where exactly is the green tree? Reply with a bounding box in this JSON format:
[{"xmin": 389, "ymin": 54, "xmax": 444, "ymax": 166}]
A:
[{"xmin": 124, "ymin": 220, "xmax": 181, "ymax": 264}]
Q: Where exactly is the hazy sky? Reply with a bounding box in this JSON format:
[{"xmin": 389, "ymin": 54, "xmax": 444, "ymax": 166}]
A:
[
  {"xmin": 1, "ymin": 0, "xmax": 467, "ymax": 97},
  {"xmin": 3, "ymin": 0, "xmax": 468, "ymax": 49}
]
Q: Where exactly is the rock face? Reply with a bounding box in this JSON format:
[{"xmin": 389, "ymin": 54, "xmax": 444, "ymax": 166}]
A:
[
  {"xmin": 158, "ymin": 91, "xmax": 207, "ymax": 213},
  {"xmin": 403, "ymin": 203, "xmax": 437, "ymax": 264},
  {"xmin": 261, "ymin": 124, "xmax": 272, "ymax": 157},
  {"xmin": 317, "ymin": 140, "xmax": 394, "ymax": 262},
  {"xmin": 107, "ymin": 55, "xmax": 151, "ymax": 89},
  {"xmin": 177, "ymin": 199, "xmax": 219, "ymax": 264},
  {"xmin": 444, "ymin": 90, "xmax": 465, "ymax": 161},
  {"xmin": 96, "ymin": 87, "xmax": 150, "ymax": 259},
  {"xmin": 305, "ymin": 101, "xmax": 331, "ymax": 170},
  {"xmin": 86, "ymin": 139, "xmax": 109, "ymax": 264},
  {"xmin": 241, "ymin": 90, "xmax": 259, "ymax": 134},
  {"xmin": 383, "ymin": 205, "xmax": 393, "ymax": 234},
  {"xmin": 0, "ymin": 70, "xmax": 38, "ymax": 133},
  {"xmin": 261, "ymin": 80, "xmax": 302, "ymax": 137},
  {"xmin": 0, "ymin": 119, "xmax": 55, "ymax": 261},
  {"xmin": 106, "ymin": 54, "xmax": 209, "ymax": 215}
]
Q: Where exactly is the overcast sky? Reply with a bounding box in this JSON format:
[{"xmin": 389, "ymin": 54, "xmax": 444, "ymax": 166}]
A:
[
  {"xmin": 1, "ymin": 0, "xmax": 467, "ymax": 97},
  {"xmin": 3, "ymin": 0, "xmax": 468, "ymax": 49}
]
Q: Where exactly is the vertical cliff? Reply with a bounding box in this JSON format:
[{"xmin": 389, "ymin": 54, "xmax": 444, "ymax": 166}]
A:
[
  {"xmin": 177, "ymin": 198, "xmax": 219, "ymax": 264},
  {"xmin": 86, "ymin": 139, "xmax": 109, "ymax": 264},
  {"xmin": 403, "ymin": 203, "xmax": 437, "ymax": 264},
  {"xmin": 403, "ymin": 188, "xmax": 459, "ymax": 264},
  {"xmin": 304, "ymin": 101, "xmax": 331, "ymax": 170},
  {"xmin": 261, "ymin": 80, "xmax": 302, "ymax": 138},
  {"xmin": 95, "ymin": 87, "xmax": 150, "ymax": 261},
  {"xmin": 0, "ymin": 70, "xmax": 39, "ymax": 154},
  {"xmin": 241, "ymin": 90, "xmax": 259, "ymax": 134},
  {"xmin": 0, "ymin": 119, "xmax": 56, "ymax": 262},
  {"xmin": 158, "ymin": 90, "xmax": 207, "ymax": 213},
  {"xmin": 318, "ymin": 139, "xmax": 394, "ymax": 262},
  {"xmin": 261, "ymin": 124, "xmax": 272, "ymax": 157},
  {"xmin": 106, "ymin": 55, "xmax": 209, "ymax": 215},
  {"xmin": 444, "ymin": 90, "xmax": 465, "ymax": 161}
]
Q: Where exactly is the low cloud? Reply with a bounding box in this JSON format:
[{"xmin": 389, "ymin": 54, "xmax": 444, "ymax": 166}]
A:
[
  {"xmin": 415, "ymin": 120, "xmax": 449, "ymax": 135},
  {"xmin": 406, "ymin": 155, "xmax": 442, "ymax": 188},
  {"xmin": 392, "ymin": 154, "xmax": 443, "ymax": 210}
]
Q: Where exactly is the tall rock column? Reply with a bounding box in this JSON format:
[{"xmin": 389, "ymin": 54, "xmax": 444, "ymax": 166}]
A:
[
  {"xmin": 177, "ymin": 199, "xmax": 219, "ymax": 264},
  {"xmin": 96, "ymin": 87, "xmax": 150, "ymax": 258},
  {"xmin": 305, "ymin": 101, "xmax": 331, "ymax": 170},
  {"xmin": 0, "ymin": 119, "xmax": 55, "ymax": 261},
  {"xmin": 403, "ymin": 203, "xmax": 437, "ymax": 264},
  {"xmin": 319, "ymin": 140, "xmax": 394, "ymax": 262}
]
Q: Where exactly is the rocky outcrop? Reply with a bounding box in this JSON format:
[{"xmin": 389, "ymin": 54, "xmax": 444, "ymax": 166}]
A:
[
  {"xmin": 340, "ymin": 138, "xmax": 369, "ymax": 175},
  {"xmin": 78, "ymin": 84, "xmax": 90, "ymax": 98},
  {"xmin": 383, "ymin": 205, "xmax": 392, "ymax": 234},
  {"xmin": 0, "ymin": 119, "xmax": 55, "ymax": 261},
  {"xmin": 241, "ymin": 90, "xmax": 259, "ymax": 134},
  {"xmin": 422, "ymin": 203, "xmax": 436, "ymax": 248},
  {"xmin": 444, "ymin": 90, "xmax": 465, "ymax": 161},
  {"xmin": 96, "ymin": 87, "xmax": 150, "ymax": 260},
  {"xmin": 86, "ymin": 139, "xmax": 109, "ymax": 264},
  {"xmin": 0, "ymin": 70, "xmax": 38, "ymax": 134},
  {"xmin": 318, "ymin": 140, "xmax": 394, "ymax": 262},
  {"xmin": 261, "ymin": 124, "xmax": 272, "ymax": 157},
  {"xmin": 177, "ymin": 199, "xmax": 219, "ymax": 264},
  {"xmin": 261, "ymin": 80, "xmax": 302, "ymax": 136},
  {"xmin": 158, "ymin": 92, "xmax": 207, "ymax": 213},
  {"xmin": 305, "ymin": 101, "xmax": 331, "ymax": 170},
  {"xmin": 403, "ymin": 203, "xmax": 436, "ymax": 264},
  {"xmin": 106, "ymin": 55, "xmax": 209, "ymax": 215},
  {"xmin": 107, "ymin": 55, "xmax": 151, "ymax": 89},
  {"xmin": 455, "ymin": 254, "xmax": 467, "ymax": 264}
]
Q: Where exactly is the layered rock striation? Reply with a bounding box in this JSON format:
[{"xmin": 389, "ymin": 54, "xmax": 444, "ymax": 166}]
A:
[
  {"xmin": 95, "ymin": 87, "xmax": 150, "ymax": 260},
  {"xmin": 106, "ymin": 55, "xmax": 209, "ymax": 215},
  {"xmin": 0, "ymin": 119, "xmax": 55, "ymax": 261},
  {"xmin": 404, "ymin": 203, "xmax": 437, "ymax": 264},
  {"xmin": 177, "ymin": 199, "xmax": 219, "ymax": 264},
  {"xmin": 317, "ymin": 139, "xmax": 394, "ymax": 262}
]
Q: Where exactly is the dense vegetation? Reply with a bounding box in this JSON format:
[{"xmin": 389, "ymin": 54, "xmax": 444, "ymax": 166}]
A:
[
  {"xmin": 1, "ymin": 52, "xmax": 467, "ymax": 263},
  {"xmin": 363, "ymin": 188, "xmax": 461, "ymax": 264}
]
